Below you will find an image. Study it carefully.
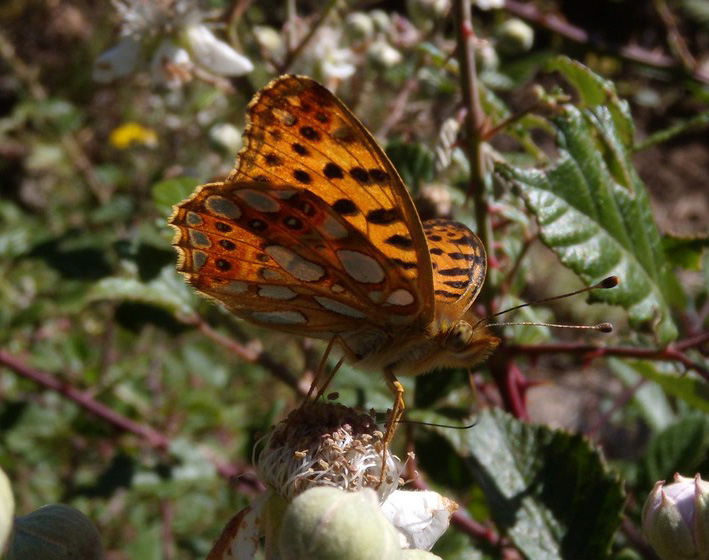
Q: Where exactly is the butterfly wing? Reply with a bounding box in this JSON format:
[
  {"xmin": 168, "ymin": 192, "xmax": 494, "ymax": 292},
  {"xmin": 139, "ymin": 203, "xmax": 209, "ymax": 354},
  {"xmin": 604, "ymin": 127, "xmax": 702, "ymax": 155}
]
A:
[
  {"xmin": 423, "ymin": 219, "xmax": 487, "ymax": 320},
  {"xmin": 227, "ymin": 75, "xmax": 434, "ymax": 324},
  {"xmin": 171, "ymin": 178, "xmax": 428, "ymax": 337}
]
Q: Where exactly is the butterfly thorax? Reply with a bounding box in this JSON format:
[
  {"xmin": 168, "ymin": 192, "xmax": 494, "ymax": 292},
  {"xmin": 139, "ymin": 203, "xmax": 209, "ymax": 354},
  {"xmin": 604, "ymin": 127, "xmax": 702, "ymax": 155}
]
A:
[{"xmin": 345, "ymin": 311, "xmax": 499, "ymax": 377}]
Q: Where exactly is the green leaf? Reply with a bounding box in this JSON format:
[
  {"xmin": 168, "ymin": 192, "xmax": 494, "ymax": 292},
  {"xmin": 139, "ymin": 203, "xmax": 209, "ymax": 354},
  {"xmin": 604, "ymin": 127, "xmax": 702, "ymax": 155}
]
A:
[
  {"xmin": 638, "ymin": 413, "xmax": 709, "ymax": 492},
  {"xmin": 439, "ymin": 408, "xmax": 625, "ymax": 560},
  {"xmin": 85, "ymin": 265, "xmax": 195, "ymax": 319},
  {"xmin": 661, "ymin": 233, "xmax": 709, "ymax": 270},
  {"xmin": 608, "ymin": 358, "xmax": 675, "ymax": 431},
  {"xmin": 385, "ymin": 141, "xmax": 435, "ymax": 192},
  {"xmin": 499, "ymin": 103, "xmax": 678, "ymax": 344},
  {"xmin": 152, "ymin": 177, "xmax": 199, "ymax": 218},
  {"xmin": 545, "ymin": 56, "xmax": 634, "ymax": 147},
  {"xmin": 614, "ymin": 359, "xmax": 709, "ymax": 414}
]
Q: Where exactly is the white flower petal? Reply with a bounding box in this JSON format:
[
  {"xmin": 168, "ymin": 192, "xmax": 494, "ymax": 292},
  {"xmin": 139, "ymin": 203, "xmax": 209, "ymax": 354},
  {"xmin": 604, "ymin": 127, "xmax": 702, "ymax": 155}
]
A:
[
  {"xmin": 0, "ymin": 467, "xmax": 13, "ymax": 553},
  {"xmin": 150, "ymin": 40, "xmax": 191, "ymax": 86},
  {"xmin": 381, "ymin": 490, "xmax": 458, "ymax": 551},
  {"xmin": 321, "ymin": 48, "xmax": 356, "ymax": 80},
  {"xmin": 209, "ymin": 490, "xmax": 269, "ymax": 560},
  {"xmin": 185, "ymin": 25, "xmax": 253, "ymax": 76},
  {"xmin": 93, "ymin": 36, "xmax": 141, "ymax": 83}
]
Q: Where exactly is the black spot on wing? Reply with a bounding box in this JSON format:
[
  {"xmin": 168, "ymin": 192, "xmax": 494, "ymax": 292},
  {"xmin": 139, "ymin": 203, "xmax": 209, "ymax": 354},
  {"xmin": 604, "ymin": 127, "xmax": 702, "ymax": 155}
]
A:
[
  {"xmin": 438, "ymin": 267, "xmax": 470, "ymax": 277},
  {"xmin": 434, "ymin": 289, "xmax": 458, "ymax": 298},
  {"xmin": 366, "ymin": 208, "xmax": 402, "ymax": 225},
  {"xmin": 332, "ymin": 198, "xmax": 359, "ymax": 216},
  {"xmin": 324, "ymin": 162, "xmax": 344, "ymax": 179},
  {"xmin": 300, "ymin": 126, "xmax": 320, "ymax": 141},
  {"xmin": 292, "ymin": 143, "xmax": 309, "ymax": 156},
  {"xmin": 444, "ymin": 280, "xmax": 469, "ymax": 289},
  {"xmin": 293, "ymin": 169, "xmax": 312, "ymax": 184},
  {"xmin": 385, "ymin": 234, "xmax": 414, "ymax": 250},
  {"xmin": 350, "ymin": 167, "xmax": 371, "ymax": 185},
  {"xmin": 392, "ymin": 258, "xmax": 418, "ymax": 270},
  {"xmin": 448, "ymin": 252, "xmax": 475, "ymax": 261}
]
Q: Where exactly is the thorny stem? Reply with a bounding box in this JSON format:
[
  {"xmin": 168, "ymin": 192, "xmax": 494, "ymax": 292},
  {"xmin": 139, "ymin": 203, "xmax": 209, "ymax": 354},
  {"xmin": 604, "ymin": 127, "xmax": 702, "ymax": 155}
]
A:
[
  {"xmin": 454, "ymin": 0, "xmax": 493, "ymax": 310},
  {"xmin": 507, "ymin": 332, "xmax": 709, "ymax": 382},
  {"xmin": 0, "ymin": 349, "xmax": 263, "ymax": 489}
]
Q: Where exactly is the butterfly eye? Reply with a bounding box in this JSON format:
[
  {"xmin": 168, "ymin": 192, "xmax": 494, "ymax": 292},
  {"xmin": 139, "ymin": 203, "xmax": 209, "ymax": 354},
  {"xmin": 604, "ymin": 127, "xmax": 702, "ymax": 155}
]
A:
[{"xmin": 444, "ymin": 321, "xmax": 473, "ymax": 353}]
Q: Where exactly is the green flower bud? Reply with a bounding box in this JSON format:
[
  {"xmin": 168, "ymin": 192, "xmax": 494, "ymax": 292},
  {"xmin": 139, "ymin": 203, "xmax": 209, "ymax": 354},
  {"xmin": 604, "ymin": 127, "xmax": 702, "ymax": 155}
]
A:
[
  {"xmin": 0, "ymin": 467, "xmax": 13, "ymax": 553},
  {"xmin": 642, "ymin": 473, "xmax": 709, "ymax": 560},
  {"xmin": 369, "ymin": 10, "xmax": 391, "ymax": 33},
  {"xmin": 496, "ymin": 18, "xmax": 534, "ymax": 56},
  {"xmin": 6, "ymin": 504, "xmax": 103, "ymax": 560},
  {"xmin": 279, "ymin": 487, "xmax": 402, "ymax": 560},
  {"xmin": 400, "ymin": 550, "xmax": 443, "ymax": 559},
  {"xmin": 345, "ymin": 12, "xmax": 375, "ymax": 43},
  {"xmin": 253, "ymin": 25, "xmax": 285, "ymax": 58},
  {"xmin": 368, "ymin": 40, "xmax": 402, "ymax": 69}
]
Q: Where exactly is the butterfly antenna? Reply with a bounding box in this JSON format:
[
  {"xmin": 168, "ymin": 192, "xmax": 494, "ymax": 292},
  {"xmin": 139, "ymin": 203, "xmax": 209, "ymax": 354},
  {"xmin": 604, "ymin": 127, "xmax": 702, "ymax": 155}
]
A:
[{"xmin": 474, "ymin": 275, "xmax": 619, "ymax": 331}]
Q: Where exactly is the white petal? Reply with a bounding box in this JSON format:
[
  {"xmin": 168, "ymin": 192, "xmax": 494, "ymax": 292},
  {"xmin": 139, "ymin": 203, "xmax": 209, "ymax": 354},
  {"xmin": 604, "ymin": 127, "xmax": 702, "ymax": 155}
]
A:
[
  {"xmin": 150, "ymin": 40, "xmax": 191, "ymax": 86},
  {"xmin": 185, "ymin": 25, "xmax": 253, "ymax": 76},
  {"xmin": 381, "ymin": 490, "xmax": 458, "ymax": 551},
  {"xmin": 93, "ymin": 36, "xmax": 140, "ymax": 83},
  {"xmin": 208, "ymin": 491, "xmax": 269, "ymax": 559}
]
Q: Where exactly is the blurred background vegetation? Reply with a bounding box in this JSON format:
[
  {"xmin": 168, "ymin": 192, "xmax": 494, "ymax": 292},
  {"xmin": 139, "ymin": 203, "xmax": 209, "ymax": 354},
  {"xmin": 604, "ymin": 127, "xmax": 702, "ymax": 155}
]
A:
[{"xmin": 1, "ymin": 0, "xmax": 708, "ymax": 558}]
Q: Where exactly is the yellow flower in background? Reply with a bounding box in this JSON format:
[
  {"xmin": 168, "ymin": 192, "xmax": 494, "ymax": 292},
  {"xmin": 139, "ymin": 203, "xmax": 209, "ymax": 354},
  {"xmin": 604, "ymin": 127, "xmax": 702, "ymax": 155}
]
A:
[{"xmin": 110, "ymin": 122, "xmax": 158, "ymax": 149}]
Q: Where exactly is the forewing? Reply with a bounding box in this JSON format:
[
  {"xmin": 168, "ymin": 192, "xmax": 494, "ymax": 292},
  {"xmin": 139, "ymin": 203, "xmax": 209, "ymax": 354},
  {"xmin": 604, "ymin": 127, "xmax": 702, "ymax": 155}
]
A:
[
  {"xmin": 423, "ymin": 219, "xmax": 487, "ymax": 319},
  {"xmin": 227, "ymin": 75, "xmax": 434, "ymax": 324}
]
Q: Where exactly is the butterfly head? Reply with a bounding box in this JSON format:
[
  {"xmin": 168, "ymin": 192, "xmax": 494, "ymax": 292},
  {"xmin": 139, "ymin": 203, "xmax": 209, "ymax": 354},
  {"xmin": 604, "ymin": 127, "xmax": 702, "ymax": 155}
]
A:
[{"xmin": 436, "ymin": 318, "xmax": 500, "ymax": 370}]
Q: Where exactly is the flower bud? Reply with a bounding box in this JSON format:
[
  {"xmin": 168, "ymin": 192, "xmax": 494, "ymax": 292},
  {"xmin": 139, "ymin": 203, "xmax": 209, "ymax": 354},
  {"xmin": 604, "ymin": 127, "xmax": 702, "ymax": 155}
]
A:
[
  {"xmin": 279, "ymin": 487, "xmax": 402, "ymax": 560},
  {"xmin": 368, "ymin": 40, "xmax": 402, "ymax": 69},
  {"xmin": 400, "ymin": 551, "xmax": 443, "ymax": 559},
  {"xmin": 496, "ymin": 18, "xmax": 534, "ymax": 56},
  {"xmin": 345, "ymin": 12, "xmax": 375, "ymax": 44},
  {"xmin": 642, "ymin": 473, "xmax": 709, "ymax": 560},
  {"xmin": 6, "ymin": 504, "xmax": 103, "ymax": 560}
]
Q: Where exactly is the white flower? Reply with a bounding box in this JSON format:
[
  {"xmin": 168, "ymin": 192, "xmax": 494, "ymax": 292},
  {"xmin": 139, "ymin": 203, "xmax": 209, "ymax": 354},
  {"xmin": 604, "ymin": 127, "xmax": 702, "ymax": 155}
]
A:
[
  {"xmin": 184, "ymin": 24, "xmax": 253, "ymax": 76},
  {"xmin": 93, "ymin": 0, "xmax": 252, "ymax": 85},
  {"xmin": 93, "ymin": 36, "xmax": 141, "ymax": 83},
  {"xmin": 381, "ymin": 489, "xmax": 458, "ymax": 550}
]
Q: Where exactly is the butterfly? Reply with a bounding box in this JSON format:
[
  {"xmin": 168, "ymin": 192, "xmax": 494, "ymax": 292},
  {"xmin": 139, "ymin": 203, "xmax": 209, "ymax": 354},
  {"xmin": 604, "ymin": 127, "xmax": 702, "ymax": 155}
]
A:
[{"xmin": 170, "ymin": 75, "xmax": 500, "ymax": 455}]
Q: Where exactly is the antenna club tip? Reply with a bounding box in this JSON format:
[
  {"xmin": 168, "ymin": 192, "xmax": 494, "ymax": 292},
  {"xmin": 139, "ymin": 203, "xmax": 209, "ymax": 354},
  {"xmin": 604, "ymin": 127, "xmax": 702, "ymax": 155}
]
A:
[
  {"xmin": 599, "ymin": 276, "xmax": 620, "ymax": 289},
  {"xmin": 597, "ymin": 322, "xmax": 613, "ymax": 333}
]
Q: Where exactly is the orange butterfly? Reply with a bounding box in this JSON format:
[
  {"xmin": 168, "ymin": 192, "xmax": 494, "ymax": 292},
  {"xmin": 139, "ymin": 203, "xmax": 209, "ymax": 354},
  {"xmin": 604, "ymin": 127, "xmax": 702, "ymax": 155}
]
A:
[{"xmin": 170, "ymin": 75, "xmax": 499, "ymax": 453}]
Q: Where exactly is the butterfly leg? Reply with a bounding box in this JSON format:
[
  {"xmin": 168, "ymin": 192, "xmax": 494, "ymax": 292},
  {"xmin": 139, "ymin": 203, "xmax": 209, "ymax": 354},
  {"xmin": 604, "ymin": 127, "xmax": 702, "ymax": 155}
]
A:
[
  {"xmin": 302, "ymin": 336, "xmax": 345, "ymax": 407},
  {"xmin": 379, "ymin": 368, "xmax": 406, "ymax": 486}
]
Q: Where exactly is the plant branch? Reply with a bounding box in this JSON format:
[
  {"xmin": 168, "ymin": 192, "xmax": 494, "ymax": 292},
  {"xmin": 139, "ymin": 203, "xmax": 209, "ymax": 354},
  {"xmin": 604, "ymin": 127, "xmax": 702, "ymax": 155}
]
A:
[
  {"xmin": 507, "ymin": 334, "xmax": 709, "ymax": 382},
  {"xmin": 454, "ymin": 0, "xmax": 493, "ymax": 309},
  {"xmin": 503, "ymin": 0, "xmax": 709, "ymax": 84},
  {"xmin": 0, "ymin": 349, "xmax": 262, "ymax": 489},
  {"xmin": 279, "ymin": 0, "xmax": 338, "ymax": 73}
]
